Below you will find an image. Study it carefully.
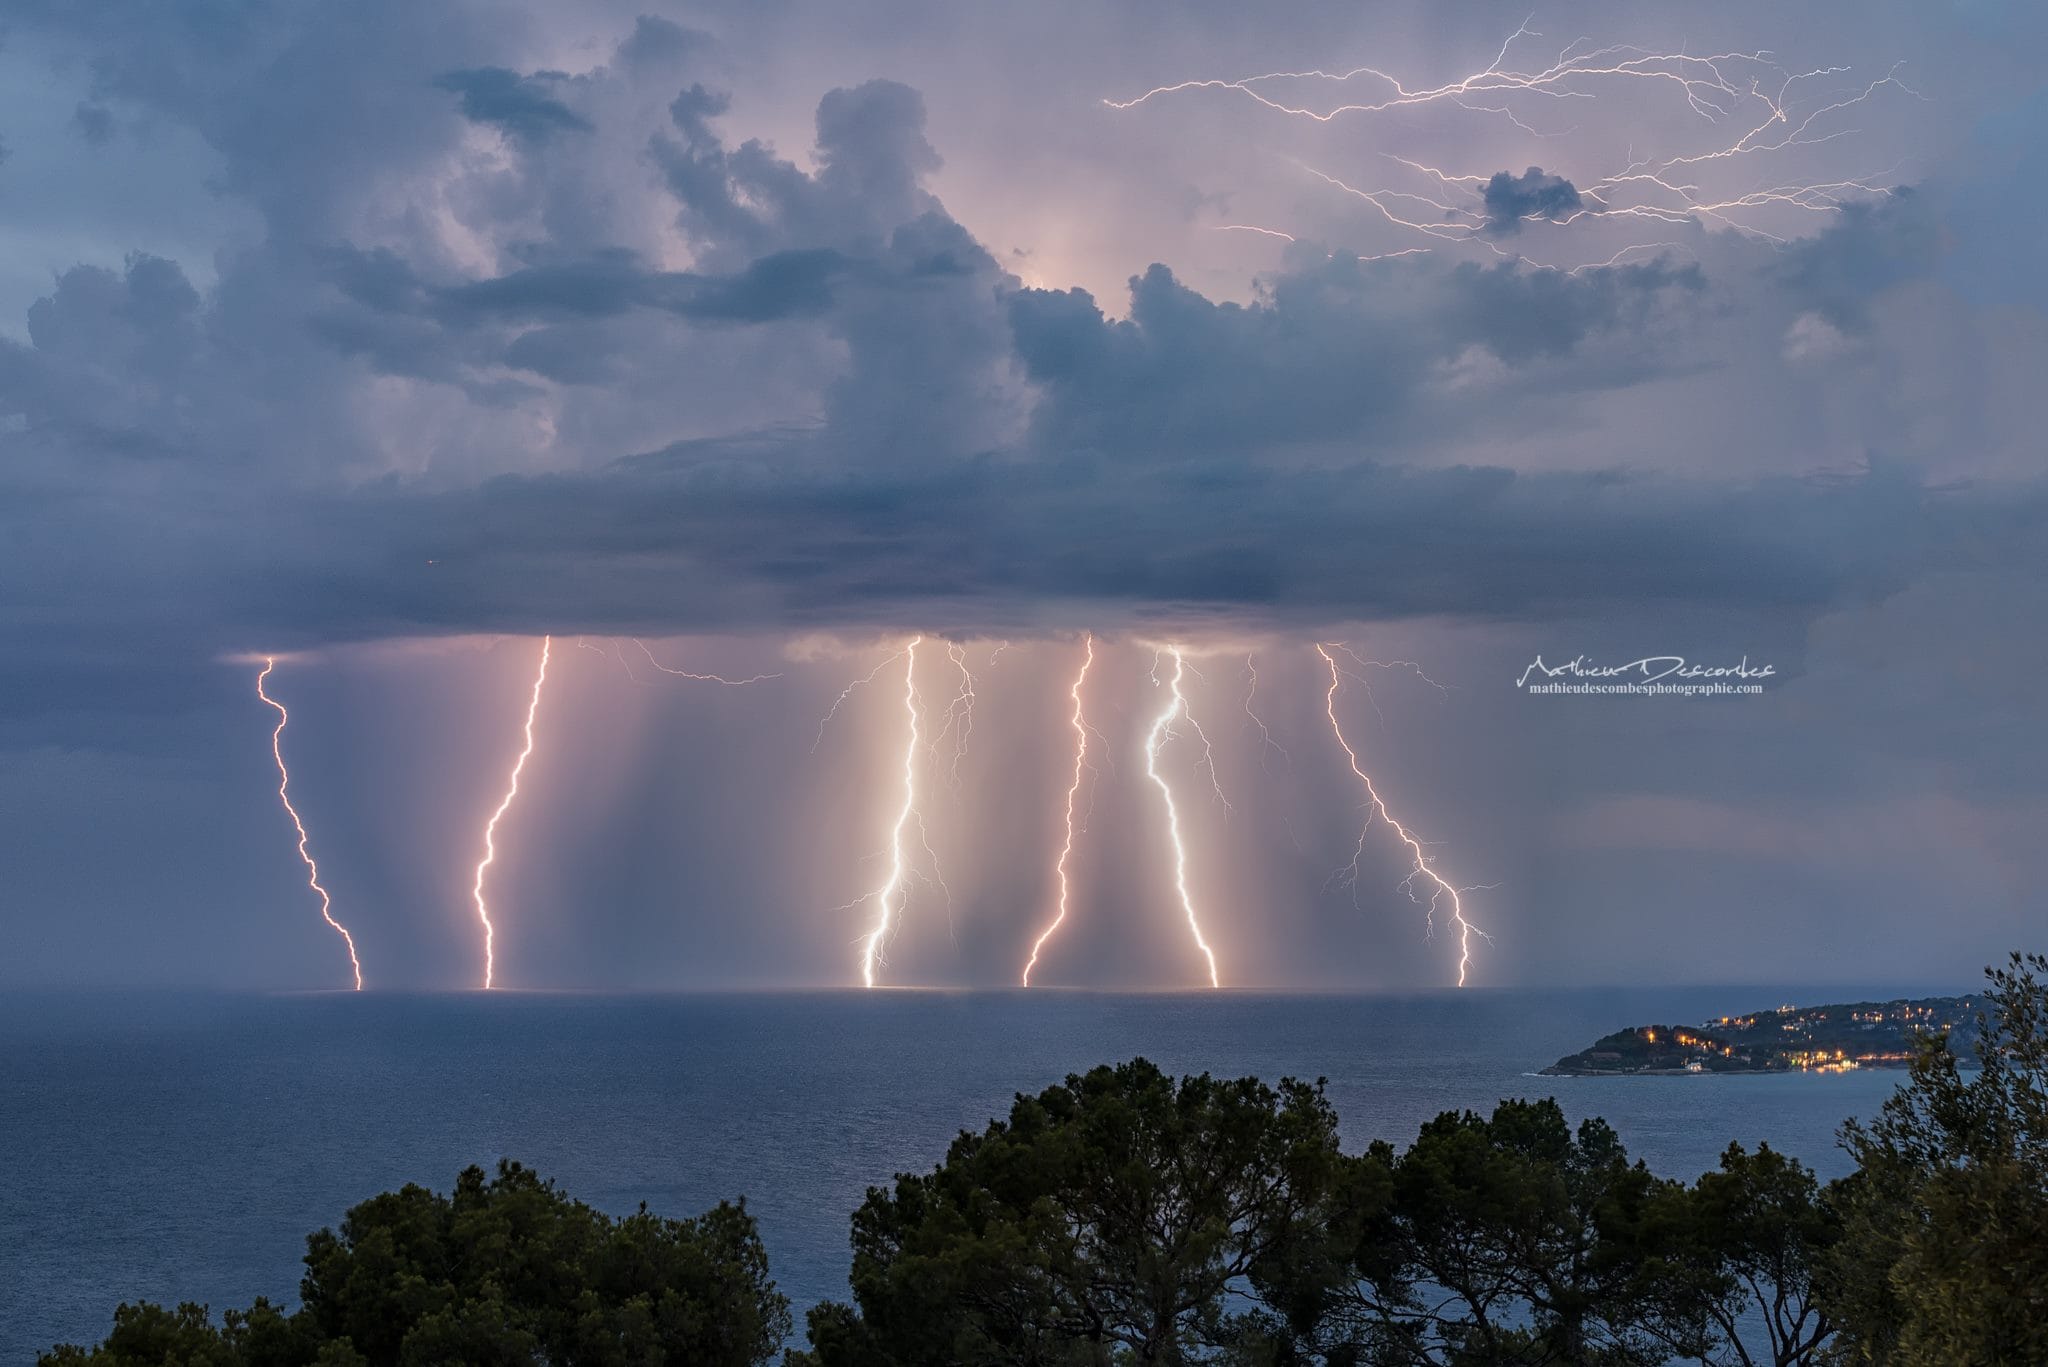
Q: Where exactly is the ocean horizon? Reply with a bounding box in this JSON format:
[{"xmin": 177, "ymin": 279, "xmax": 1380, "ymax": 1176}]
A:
[{"xmin": 2, "ymin": 984, "xmax": 1945, "ymax": 1360}]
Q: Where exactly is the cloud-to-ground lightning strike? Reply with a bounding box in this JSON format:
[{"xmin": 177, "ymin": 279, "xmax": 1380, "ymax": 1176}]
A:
[
  {"xmin": 471, "ymin": 636, "xmax": 552, "ymax": 991},
  {"xmin": 1156, "ymin": 653, "xmax": 1235, "ymax": 812},
  {"xmin": 858, "ymin": 637, "xmax": 926, "ymax": 988},
  {"xmin": 1022, "ymin": 634, "xmax": 1095, "ymax": 986},
  {"xmin": 255, "ymin": 660, "xmax": 363, "ymax": 991},
  {"xmin": 1110, "ymin": 24, "xmax": 1915, "ymax": 270},
  {"xmin": 1146, "ymin": 647, "xmax": 1221, "ymax": 988},
  {"xmin": 1315, "ymin": 644, "xmax": 1486, "ymax": 987}
]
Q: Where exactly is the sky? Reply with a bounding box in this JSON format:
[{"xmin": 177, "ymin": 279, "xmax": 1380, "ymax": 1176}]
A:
[{"xmin": 2, "ymin": 0, "xmax": 2044, "ymax": 993}]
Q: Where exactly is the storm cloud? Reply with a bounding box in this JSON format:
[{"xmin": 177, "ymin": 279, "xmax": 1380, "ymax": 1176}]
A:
[
  {"xmin": 1, "ymin": 1, "xmax": 2044, "ymax": 991},
  {"xmin": 1481, "ymin": 167, "xmax": 1586, "ymax": 234},
  {"xmin": 0, "ymin": 30, "xmax": 2004, "ymax": 670}
]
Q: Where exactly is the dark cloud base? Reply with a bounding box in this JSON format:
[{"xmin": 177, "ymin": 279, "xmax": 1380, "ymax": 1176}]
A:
[
  {"xmin": 0, "ymin": 10, "xmax": 2040, "ymax": 703},
  {"xmin": 240, "ymin": 445, "xmax": 2023, "ymax": 649}
]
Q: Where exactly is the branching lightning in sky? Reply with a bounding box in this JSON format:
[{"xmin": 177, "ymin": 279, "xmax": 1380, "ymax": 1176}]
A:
[
  {"xmin": 1213, "ymin": 223, "xmax": 1299, "ymax": 242},
  {"xmin": 471, "ymin": 636, "xmax": 551, "ymax": 991},
  {"xmin": 1323, "ymin": 640, "xmax": 1452, "ymax": 730},
  {"xmin": 571, "ymin": 637, "xmax": 778, "ymax": 688},
  {"xmin": 930, "ymin": 641, "xmax": 979, "ymax": 789},
  {"xmin": 1110, "ymin": 23, "xmax": 1916, "ymax": 269},
  {"xmin": 1241, "ymin": 654, "xmax": 1291, "ymax": 774},
  {"xmin": 1329, "ymin": 641, "xmax": 1450, "ymax": 693},
  {"xmin": 813, "ymin": 644, "xmax": 911, "ymax": 753},
  {"xmin": 857, "ymin": 636, "xmax": 928, "ymax": 988},
  {"xmin": 1316, "ymin": 644, "xmax": 1487, "ymax": 987},
  {"xmin": 255, "ymin": 660, "xmax": 363, "ymax": 991},
  {"xmin": 632, "ymin": 639, "xmax": 780, "ymax": 686},
  {"xmin": 1165, "ymin": 654, "xmax": 1234, "ymax": 812},
  {"xmin": 1022, "ymin": 634, "xmax": 1095, "ymax": 986},
  {"xmin": 1212, "ymin": 226, "xmax": 1439, "ymax": 270},
  {"xmin": 244, "ymin": 635, "xmax": 1490, "ymax": 992},
  {"xmin": 1146, "ymin": 646, "xmax": 1221, "ymax": 988}
]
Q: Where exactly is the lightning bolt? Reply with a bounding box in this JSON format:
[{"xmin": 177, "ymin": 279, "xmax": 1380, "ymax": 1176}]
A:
[
  {"xmin": 1112, "ymin": 25, "xmax": 1916, "ymax": 269},
  {"xmin": 1022, "ymin": 633, "xmax": 1094, "ymax": 986},
  {"xmin": 1158, "ymin": 653, "xmax": 1234, "ymax": 812},
  {"xmin": 858, "ymin": 636, "xmax": 926, "ymax": 988},
  {"xmin": 1242, "ymin": 653, "xmax": 1290, "ymax": 774},
  {"xmin": 1212, "ymin": 219, "xmax": 1436, "ymax": 264},
  {"xmin": 1212, "ymin": 223, "xmax": 1299, "ymax": 242},
  {"xmin": 813, "ymin": 643, "xmax": 911, "ymax": 753},
  {"xmin": 930, "ymin": 641, "xmax": 979, "ymax": 790},
  {"xmin": 1322, "ymin": 640, "xmax": 1453, "ymax": 730},
  {"xmin": 1146, "ymin": 646, "xmax": 1221, "ymax": 988},
  {"xmin": 255, "ymin": 660, "xmax": 363, "ymax": 991},
  {"xmin": 1329, "ymin": 641, "xmax": 1450, "ymax": 694},
  {"xmin": 1316, "ymin": 643, "xmax": 1486, "ymax": 987},
  {"xmin": 631, "ymin": 638, "xmax": 780, "ymax": 686},
  {"xmin": 472, "ymin": 636, "xmax": 551, "ymax": 991}
]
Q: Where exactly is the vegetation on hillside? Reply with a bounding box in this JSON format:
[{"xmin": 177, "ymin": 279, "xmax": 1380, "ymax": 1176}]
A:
[{"xmin": 1544, "ymin": 995, "xmax": 1982, "ymax": 1076}]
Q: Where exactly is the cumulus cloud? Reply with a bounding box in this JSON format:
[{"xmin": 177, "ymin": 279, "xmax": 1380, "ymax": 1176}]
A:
[
  {"xmin": 1481, "ymin": 166, "xmax": 1584, "ymax": 234},
  {"xmin": 1005, "ymin": 253, "xmax": 1708, "ymax": 458},
  {"xmin": 0, "ymin": 5, "xmax": 2041, "ymax": 716},
  {"xmin": 1774, "ymin": 189, "xmax": 1937, "ymax": 327},
  {"xmin": 1783, "ymin": 311, "xmax": 1851, "ymax": 361},
  {"xmin": 434, "ymin": 67, "xmax": 594, "ymax": 141},
  {"xmin": 0, "ymin": 1, "xmax": 2045, "ymax": 993}
]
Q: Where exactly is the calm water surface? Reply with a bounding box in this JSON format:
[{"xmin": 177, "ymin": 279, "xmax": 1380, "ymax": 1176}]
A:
[{"xmin": 1, "ymin": 987, "xmax": 1918, "ymax": 1360}]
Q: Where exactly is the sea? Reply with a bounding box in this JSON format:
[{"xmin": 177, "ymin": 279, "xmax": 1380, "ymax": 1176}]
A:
[{"xmin": 0, "ymin": 986, "xmax": 1927, "ymax": 1362}]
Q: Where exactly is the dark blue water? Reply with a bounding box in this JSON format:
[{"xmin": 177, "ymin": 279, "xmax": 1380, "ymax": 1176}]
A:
[{"xmin": 1, "ymin": 988, "xmax": 1914, "ymax": 1361}]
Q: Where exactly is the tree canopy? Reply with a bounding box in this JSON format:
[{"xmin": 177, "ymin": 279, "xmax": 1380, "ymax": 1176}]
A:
[
  {"xmin": 1824, "ymin": 951, "xmax": 2048, "ymax": 1364},
  {"xmin": 47, "ymin": 955, "xmax": 2048, "ymax": 1366},
  {"xmin": 793, "ymin": 1058, "xmax": 1346, "ymax": 1365},
  {"xmin": 794, "ymin": 1077, "xmax": 1763, "ymax": 1366},
  {"xmin": 42, "ymin": 1160, "xmax": 788, "ymax": 1367},
  {"xmin": 798, "ymin": 957, "xmax": 2048, "ymax": 1366}
]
